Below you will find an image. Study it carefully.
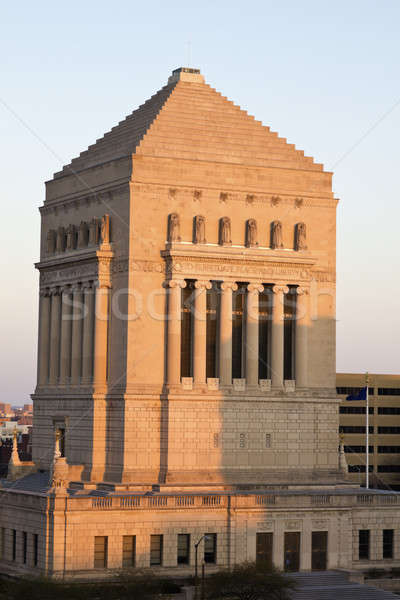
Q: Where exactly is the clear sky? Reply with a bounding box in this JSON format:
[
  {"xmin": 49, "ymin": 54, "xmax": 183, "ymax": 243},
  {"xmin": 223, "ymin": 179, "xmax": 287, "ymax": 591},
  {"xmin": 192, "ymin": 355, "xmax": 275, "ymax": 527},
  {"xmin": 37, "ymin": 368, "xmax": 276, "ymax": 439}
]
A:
[{"xmin": 1, "ymin": 1, "xmax": 399, "ymax": 405}]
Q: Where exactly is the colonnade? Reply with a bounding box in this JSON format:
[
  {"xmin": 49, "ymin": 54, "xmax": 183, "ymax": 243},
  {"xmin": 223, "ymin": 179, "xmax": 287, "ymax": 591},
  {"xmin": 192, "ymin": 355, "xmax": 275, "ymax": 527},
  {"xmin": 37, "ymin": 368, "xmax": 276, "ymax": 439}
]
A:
[
  {"xmin": 166, "ymin": 279, "xmax": 310, "ymax": 389},
  {"xmin": 37, "ymin": 282, "xmax": 108, "ymax": 388}
]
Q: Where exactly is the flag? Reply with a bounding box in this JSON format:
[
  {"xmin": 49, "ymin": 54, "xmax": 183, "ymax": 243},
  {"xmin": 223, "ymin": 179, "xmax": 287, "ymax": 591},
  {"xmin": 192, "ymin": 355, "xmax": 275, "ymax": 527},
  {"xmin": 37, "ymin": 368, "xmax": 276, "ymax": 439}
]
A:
[{"xmin": 346, "ymin": 387, "xmax": 367, "ymax": 401}]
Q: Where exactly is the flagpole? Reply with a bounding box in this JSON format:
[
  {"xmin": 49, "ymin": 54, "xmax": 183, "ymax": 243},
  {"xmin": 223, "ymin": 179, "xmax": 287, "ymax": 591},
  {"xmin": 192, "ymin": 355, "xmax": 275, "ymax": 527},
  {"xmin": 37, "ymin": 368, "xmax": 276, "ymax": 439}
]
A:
[{"xmin": 366, "ymin": 372, "xmax": 369, "ymax": 490}]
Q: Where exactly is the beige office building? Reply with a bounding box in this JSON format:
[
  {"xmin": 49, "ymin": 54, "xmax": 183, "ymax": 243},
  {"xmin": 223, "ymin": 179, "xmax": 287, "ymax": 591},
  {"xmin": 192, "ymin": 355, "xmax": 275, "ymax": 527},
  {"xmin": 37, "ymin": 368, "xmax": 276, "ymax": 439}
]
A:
[
  {"xmin": 1, "ymin": 67, "xmax": 400, "ymax": 578},
  {"xmin": 338, "ymin": 373, "xmax": 400, "ymax": 490}
]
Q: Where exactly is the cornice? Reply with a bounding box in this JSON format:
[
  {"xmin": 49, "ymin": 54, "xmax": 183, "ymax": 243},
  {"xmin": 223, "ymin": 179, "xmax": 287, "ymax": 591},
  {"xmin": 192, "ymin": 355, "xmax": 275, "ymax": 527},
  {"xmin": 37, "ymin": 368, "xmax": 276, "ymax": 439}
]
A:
[{"xmin": 40, "ymin": 181, "xmax": 129, "ymax": 215}]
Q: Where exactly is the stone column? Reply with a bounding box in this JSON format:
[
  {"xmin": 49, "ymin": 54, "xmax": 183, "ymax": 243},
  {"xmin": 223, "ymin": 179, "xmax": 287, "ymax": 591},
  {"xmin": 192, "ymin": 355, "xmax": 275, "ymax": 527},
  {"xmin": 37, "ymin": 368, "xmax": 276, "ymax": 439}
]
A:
[
  {"xmin": 246, "ymin": 283, "xmax": 263, "ymax": 386},
  {"xmin": 193, "ymin": 280, "xmax": 212, "ymax": 384},
  {"xmin": 70, "ymin": 285, "xmax": 84, "ymax": 384},
  {"xmin": 93, "ymin": 283, "xmax": 110, "ymax": 391},
  {"xmin": 48, "ymin": 288, "xmax": 61, "ymax": 385},
  {"xmin": 295, "ymin": 287, "xmax": 310, "ymax": 388},
  {"xmin": 82, "ymin": 283, "xmax": 95, "ymax": 384},
  {"xmin": 271, "ymin": 285, "xmax": 288, "ymax": 388},
  {"xmin": 59, "ymin": 286, "xmax": 73, "ymax": 385},
  {"xmin": 166, "ymin": 279, "xmax": 186, "ymax": 385},
  {"xmin": 38, "ymin": 290, "xmax": 51, "ymax": 385},
  {"xmin": 219, "ymin": 282, "xmax": 238, "ymax": 386}
]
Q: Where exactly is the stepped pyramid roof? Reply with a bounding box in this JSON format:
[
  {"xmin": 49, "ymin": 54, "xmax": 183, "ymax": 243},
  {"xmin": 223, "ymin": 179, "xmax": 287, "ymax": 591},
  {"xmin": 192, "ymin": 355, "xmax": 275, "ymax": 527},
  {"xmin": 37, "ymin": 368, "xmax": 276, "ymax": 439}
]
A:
[{"xmin": 55, "ymin": 67, "xmax": 324, "ymax": 178}]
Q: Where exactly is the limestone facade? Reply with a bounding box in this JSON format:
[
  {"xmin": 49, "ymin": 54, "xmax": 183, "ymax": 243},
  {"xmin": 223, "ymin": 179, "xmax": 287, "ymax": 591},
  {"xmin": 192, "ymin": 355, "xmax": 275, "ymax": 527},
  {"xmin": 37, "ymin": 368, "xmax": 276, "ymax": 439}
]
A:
[{"xmin": 0, "ymin": 67, "xmax": 398, "ymax": 578}]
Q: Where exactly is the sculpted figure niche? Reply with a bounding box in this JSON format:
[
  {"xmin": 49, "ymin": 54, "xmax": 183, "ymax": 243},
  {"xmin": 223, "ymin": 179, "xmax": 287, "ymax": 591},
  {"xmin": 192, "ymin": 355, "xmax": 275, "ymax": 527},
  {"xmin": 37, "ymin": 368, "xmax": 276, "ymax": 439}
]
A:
[
  {"xmin": 246, "ymin": 219, "xmax": 258, "ymax": 247},
  {"xmin": 270, "ymin": 220, "xmax": 284, "ymax": 249},
  {"xmin": 88, "ymin": 218, "xmax": 99, "ymax": 246},
  {"xmin": 56, "ymin": 227, "xmax": 65, "ymax": 253},
  {"xmin": 219, "ymin": 216, "xmax": 232, "ymax": 246},
  {"xmin": 193, "ymin": 215, "xmax": 206, "ymax": 244},
  {"xmin": 46, "ymin": 229, "xmax": 56, "ymax": 254},
  {"xmin": 66, "ymin": 225, "xmax": 76, "ymax": 250},
  {"xmin": 168, "ymin": 213, "xmax": 181, "ymax": 242},
  {"xmin": 295, "ymin": 222, "xmax": 307, "ymax": 251},
  {"xmin": 77, "ymin": 221, "xmax": 89, "ymax": 248},
  {"xmin": 100, "ymin": 214, "xmax": 110, "ymax": 244}
]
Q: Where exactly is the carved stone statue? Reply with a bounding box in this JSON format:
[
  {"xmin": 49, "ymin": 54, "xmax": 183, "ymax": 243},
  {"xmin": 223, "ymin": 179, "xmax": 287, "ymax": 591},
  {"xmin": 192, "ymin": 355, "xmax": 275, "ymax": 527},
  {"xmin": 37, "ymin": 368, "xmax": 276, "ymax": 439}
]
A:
[
  {"xmin": 271, "ymin": 220, "xmax": 283, "ymax": 249},
  {"xmin": 295, "ymin": 222, "xmax": 307, "ymax": 251},
  {"xmin": 56, "ymin": 227, "xmax": 65, "ymax": 253},
  {"xmin": 246, "ymin": 219, "xmax": 258, "ymax": 247},
  {"xmin": 65, "ymin": 225, "xmax": 76, "ymax": 251},
  {"xmin": 168, "ymin": 213, "xmax": 181, "ymax": 242},
  {"xmin": 88, "ymin": 218, "xmax": 99, "ymax": 245},
  {"xmin": 77, "ymin": 221, "xmax": 88, "ymax": 248},
  {"xmin": 194, "ymin": 215, "xmax": 206, "ymax": 244},
  {"xmin": 100, "ymin": 214, "xmax": 110, "ymax": 244},
  {"xmin": 219, "ymin": 216, "xmax": 232, "ymax": 246},
  {"xmin": 46, "ymin": 229, "xmax": 56, "ymax": 254}
]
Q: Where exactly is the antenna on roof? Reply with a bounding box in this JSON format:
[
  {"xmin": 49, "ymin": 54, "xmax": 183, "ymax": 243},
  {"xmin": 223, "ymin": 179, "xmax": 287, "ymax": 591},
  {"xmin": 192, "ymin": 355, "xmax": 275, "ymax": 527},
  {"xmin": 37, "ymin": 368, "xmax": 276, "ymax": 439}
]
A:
[{"xmin": 185, "ymin": 40, "xmax": 192, "ymax": 67}]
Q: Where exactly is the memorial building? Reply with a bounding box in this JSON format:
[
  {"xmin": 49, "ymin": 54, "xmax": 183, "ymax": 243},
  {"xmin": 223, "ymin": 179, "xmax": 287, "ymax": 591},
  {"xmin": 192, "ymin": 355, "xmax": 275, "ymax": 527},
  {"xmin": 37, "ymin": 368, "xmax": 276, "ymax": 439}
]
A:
[{"xmin": 1, "ymin": 67, "xmax": 400, "ymax": 577}]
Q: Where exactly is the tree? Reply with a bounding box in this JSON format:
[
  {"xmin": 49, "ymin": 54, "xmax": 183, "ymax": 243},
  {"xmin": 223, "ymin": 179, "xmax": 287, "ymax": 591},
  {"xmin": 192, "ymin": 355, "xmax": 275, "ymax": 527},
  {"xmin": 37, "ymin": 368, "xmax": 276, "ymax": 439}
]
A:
[{"xmin": 205, "ymin": 562, "xmax": 296, "ymax": 600}]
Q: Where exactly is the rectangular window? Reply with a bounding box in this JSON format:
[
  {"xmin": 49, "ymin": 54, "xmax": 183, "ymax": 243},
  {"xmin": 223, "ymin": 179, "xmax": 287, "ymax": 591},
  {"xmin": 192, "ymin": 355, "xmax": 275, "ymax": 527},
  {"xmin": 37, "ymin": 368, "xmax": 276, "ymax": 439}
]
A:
[
  {"xmin": 12, "ymin": 529, "xmax": 16, "ymax": 561},
  {"xmin": 94, "ymin": 536, "xmax": 108, "ymax": 569},
  {"xmin": 265, "ymin": 434, "xmax": 271, "ymax": 448},
  {"xmin": 348, "ymin": 465, "xmax": 374, "ymax": 473},
  {"xmin": 33, "ymin": 533, "xmax": 38, "ymax": 567},
  {"xmin": 122, "ymin": 535, "xmax": 136, "ymax": 568},
  {"xmin": 22, "ymin": 531, "xmax": 27, "ymax": 564},
  {"xmin": 340, "ymin": 406, "xmax": 374, "ymax": 414},
  {"xmin": 206, "ymin": 283, "xmax": 219, "ymax": 379},
  {"xmin": 232, "ymin": 285, "xmax": 246, "ymax": 379},
  {"xmin": 204, "ymin": 533, "xmax": 217, "ymax": 564},
  {"xmin": 283, "ymin": 287, "xmax": 296, "ymax": 380},
  {"xmin": 378, "ymin": 465, "xmax": 400, "ymax": 473},
  {"xmin": 344, "ymin": 446, "xmax": 374, "ymax": 454},
  {"xmin": 340, "ymin": 426, "xmax": 374, "ymax": 434},
  {"xmin": 378, "ymin": 427, "xmax": 400, "ymax": 434},
  {"xmin": 181, "ymin": 281, "xmax": 195, "ymax": 378},
  {"xmin": 378, "ymin": 388, "xmax": 400, "ymax": 396},
  {"xmin": 378, "ymin": 446, "xmax": 400, "ymax": 454},
  {"xmin": 258, "ymin": 286, "xmax": 272, "ymax": 380},
  {"xmin": 337, "ymin": 387, "xmax": 375, "ymax": 395},
  {"xmin": 383, "ymin": 529, "xmax": 394, "ymax": 559},
  {"xmin": 359, "ymin": 530, "xmax": 370, "ymax": 560},
  {"xmin": 177, "ymin": 534, "xmax": 190, "ymax": 565},
  {"xmin": 378, "ymin": 407, "xmax": 400, "ymax": 414},
  {"xmin": 150, "ymin": 534, "xmax": 163, "ymax": 566}
]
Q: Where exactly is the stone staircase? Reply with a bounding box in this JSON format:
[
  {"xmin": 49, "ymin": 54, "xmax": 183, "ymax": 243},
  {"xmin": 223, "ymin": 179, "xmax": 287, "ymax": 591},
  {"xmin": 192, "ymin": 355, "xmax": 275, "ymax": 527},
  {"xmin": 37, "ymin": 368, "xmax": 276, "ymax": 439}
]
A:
[{"xmin": 289, "ymin": 571, "xmax": 399, "ymax": 599}]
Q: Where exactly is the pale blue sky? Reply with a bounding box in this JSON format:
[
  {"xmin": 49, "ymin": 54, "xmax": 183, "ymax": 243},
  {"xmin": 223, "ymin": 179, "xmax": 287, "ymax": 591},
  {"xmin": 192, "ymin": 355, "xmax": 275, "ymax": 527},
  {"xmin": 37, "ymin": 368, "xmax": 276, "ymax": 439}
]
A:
[{"xmin": 1, "ymin": 1, "xmax": 399, "ymax": 404}]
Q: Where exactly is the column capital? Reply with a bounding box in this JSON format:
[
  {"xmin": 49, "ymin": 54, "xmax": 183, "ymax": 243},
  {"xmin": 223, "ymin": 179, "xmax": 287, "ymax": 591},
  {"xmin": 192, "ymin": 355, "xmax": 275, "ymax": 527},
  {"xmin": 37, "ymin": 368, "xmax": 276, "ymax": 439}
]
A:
[
  {"xmin": 297, "ymin": 286, "xmax": 310, "ymax": 296},
  {"xmin": 71, "ymin": 283, "xmax": 83, "ymax": 294},
  {"xmin": 81, "ymin": 281, "xmax": 95, "ymax": 292},
  {"xmin": 60, "ymin": 284, "xmax": 72, "ymax": 295},
  {"xmin": 39, "ymin": 288, "xmax": 51, "ymax": 298},
  {"xmin": 272, "ymin": 284, "xmax": 289, "ymax": 295},
  {"xmin": 50, "ymin": 287, "xmax": 62, "ymax": 297},
  {"xmin": 221, "ymin": 281, "xmax": 238, "ymax": 292},
  {"xmin": 247, "ymin": 283, "xmax": 264, "ymax": 293},
  {"xmin": 166, "ymin": 279, "xmax": 187, "ymax": 289},
  {"xmin": 194, "ymin": 280, "xmax": 212, "ymax": 290}
]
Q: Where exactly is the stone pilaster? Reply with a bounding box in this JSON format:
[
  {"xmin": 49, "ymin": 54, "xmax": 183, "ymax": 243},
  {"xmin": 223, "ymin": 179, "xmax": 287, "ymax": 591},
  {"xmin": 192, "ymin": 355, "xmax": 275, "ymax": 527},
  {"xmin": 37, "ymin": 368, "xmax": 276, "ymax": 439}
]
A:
[
  {"xmin": 93, "ymin": 244, "xmax": 114, "ymax": 393},
  {"xmin": 70, "ymin": 285, "xmax": 83, "ymax": 384},
  {"xmin": 59, "ymin": 286, "xmax": 72, "ymax": 385},
  {"xmin": 48, "ymin": 288, "xmax": 61, "ymax": 385},
  {"xmin": 193, "ymin": 280, "xmax": 211, "ymax": 385},
  {"xmin": 166, "ymin": 279, "xmax": 187, "ymax": 385},
  {"xmin": 37, "ymin": 289, "xmax": 51, "ymax": 386},
  {"xmin": 271, "ymin": 285, "xmax": 288, "ymax": 389},
  {"xmin": 295, "ymin": 286, "xmax": 310, "ymax": 388},
  {"xmin": 219, "ymin": 281, "xmax": 238, "ymax": 386},
  {"xmin": 246, "ymin": 283, "xmax": 263, "ymax": 386},
  {"xmin": 82, "ymin": 283, "xmax": 95, "ymax": 384}
]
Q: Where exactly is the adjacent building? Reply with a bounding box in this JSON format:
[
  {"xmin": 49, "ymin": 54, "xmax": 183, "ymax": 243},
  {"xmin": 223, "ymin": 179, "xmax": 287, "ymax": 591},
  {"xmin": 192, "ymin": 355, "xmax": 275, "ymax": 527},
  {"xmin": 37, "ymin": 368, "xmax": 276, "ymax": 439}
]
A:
[{"xmin": 338, "ymin": 373, "xmax": 400, "ymax": 490}]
